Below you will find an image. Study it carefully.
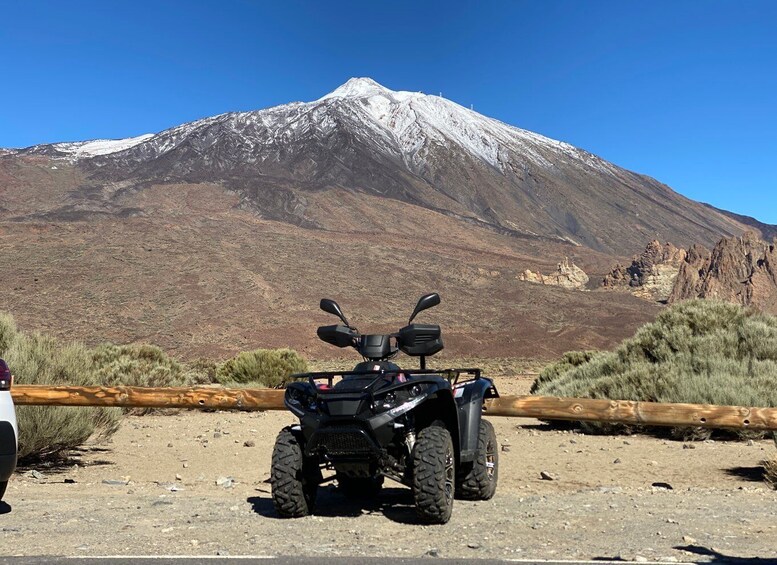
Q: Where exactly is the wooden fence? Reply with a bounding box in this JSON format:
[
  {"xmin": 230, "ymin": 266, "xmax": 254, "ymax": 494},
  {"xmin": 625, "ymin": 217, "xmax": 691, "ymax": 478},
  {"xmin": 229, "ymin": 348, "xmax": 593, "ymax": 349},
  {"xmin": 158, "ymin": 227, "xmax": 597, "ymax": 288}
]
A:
[{"xmin": 11, "ymin": 385, "xmax": 777, "ymax": 431}]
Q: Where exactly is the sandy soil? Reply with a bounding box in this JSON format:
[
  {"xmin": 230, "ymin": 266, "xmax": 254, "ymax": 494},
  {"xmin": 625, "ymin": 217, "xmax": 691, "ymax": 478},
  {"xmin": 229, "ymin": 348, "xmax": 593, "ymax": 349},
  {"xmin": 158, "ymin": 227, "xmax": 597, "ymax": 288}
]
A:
[{"xmin": 3, "ymin": 377, "xmax": 776, "ymax": 561}]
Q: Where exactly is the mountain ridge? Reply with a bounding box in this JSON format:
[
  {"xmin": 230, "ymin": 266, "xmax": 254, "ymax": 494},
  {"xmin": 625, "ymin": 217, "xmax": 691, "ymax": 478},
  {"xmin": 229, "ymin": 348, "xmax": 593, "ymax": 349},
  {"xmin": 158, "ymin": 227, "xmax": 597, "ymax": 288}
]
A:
[{"xmin": 7, "ymin": 77, "xmax": 770, "ymax": 255}]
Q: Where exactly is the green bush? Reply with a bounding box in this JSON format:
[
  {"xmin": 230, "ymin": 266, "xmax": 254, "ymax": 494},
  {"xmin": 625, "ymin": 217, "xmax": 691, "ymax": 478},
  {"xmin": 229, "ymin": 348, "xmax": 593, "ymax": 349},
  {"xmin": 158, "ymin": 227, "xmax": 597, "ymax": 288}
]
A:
[
  {"xmin": 0, "ymin": 316, "xmax": 121, "ymax": 461},
  {"xmin": 216, "ymin": 348, "xmax": 307, "ymax": 388},
  {"xmin": 532, "ymin": 300, "xmax": 777, "ymax": 439}
]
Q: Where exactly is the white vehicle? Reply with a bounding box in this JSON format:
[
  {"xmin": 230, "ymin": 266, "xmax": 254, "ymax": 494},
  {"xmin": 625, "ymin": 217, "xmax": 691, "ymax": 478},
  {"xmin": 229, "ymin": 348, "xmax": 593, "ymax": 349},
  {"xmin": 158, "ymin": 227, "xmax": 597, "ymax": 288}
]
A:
[{"xmin": 0, "ymin": 359, "xmax": 17, "ymax": 501}]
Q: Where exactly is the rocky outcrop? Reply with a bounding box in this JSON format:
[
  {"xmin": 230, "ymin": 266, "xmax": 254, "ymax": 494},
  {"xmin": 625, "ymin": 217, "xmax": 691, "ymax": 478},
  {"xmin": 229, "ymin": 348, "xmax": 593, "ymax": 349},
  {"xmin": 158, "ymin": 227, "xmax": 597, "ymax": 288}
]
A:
[
  {"xmin": 602, "ymin": 240, "xmax": 686, "ymax": 301},
  {"xmin": 519, "ymin": 258, "xmax": 589, "ymax": 290},
  {"xmin": 668, "ymin": 232, "xmax": 777, "ymax": 314}
]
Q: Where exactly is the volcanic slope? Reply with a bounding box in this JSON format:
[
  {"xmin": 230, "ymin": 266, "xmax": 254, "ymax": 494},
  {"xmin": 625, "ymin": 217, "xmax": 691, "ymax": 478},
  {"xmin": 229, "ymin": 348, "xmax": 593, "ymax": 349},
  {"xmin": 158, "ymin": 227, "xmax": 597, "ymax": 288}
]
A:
[{"xmin": 1, "ymin": 78, "xmax": 771, "ymax": 359}]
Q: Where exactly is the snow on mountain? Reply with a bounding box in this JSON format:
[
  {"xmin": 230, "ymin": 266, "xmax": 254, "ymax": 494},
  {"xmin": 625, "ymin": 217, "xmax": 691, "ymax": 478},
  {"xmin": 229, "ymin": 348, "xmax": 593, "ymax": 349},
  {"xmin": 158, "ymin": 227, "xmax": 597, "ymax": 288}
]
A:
[
  {"xmin": 49, "ymin": 133, "xmax": 154, "ymax": 158},
  {"xmin": 17, "ymin": 78, "xmax": 611, "ymax": 175}
]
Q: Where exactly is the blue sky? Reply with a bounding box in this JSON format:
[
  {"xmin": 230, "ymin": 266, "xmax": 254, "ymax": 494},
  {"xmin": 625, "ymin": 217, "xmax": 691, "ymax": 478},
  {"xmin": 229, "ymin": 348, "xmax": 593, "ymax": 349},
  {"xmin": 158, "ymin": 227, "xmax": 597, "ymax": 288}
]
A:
[{"xmin": 2, "ymin": 1, "xmax": 776, "ymax": 224}]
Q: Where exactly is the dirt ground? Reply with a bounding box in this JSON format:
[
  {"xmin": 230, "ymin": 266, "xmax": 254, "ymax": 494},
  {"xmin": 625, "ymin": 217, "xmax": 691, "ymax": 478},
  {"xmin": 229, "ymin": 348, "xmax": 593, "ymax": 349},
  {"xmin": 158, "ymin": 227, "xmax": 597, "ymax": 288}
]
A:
[{"xmin": 3, "ymin": 376, "xmax": 776, "ymax": 561}]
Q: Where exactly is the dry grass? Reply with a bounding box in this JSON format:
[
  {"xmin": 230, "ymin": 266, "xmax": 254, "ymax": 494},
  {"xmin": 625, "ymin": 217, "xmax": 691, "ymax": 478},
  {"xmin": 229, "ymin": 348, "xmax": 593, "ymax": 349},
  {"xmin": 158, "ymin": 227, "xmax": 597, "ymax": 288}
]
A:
[{"xmin": 532, "ymin": 300, "xmax": 777, "ymax": 439}]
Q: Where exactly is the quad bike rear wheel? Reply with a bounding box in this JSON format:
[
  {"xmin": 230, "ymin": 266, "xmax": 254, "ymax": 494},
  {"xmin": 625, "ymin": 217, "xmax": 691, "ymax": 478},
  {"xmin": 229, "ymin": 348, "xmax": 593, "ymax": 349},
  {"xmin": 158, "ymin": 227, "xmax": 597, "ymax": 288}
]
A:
[
  {"xmin": 412, "ymin": 425, "xmax": 455, "ymax": 524},
  {"xmin": 271, "ymin": 427, "xmax": 319, "ymax": 518},
  {"xmin": 456, "ymin": 418, "xmax": 498, "ymax": 500}
]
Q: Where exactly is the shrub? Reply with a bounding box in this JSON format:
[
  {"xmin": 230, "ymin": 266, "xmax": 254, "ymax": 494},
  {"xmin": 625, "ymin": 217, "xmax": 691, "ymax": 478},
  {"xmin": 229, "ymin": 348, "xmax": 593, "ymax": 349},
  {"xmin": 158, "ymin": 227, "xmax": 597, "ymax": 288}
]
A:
[
  {"xmin": 182, "ymin": 358, "xmax": 218, "ymax": 385},
  {"xmin": 766, "ymin": 454, "xmax": 777, "ymax": 490},
  {"xmin": 93, "ymin": 343, "xmax": 190, "ymax": 388},
  {"xmin": 0, "ymin": 317, "xmax": 121, "ymax": 461},
  {"xmin": 531, "ymin": 300, "xmax": 777, "ymax": 439},
  {"xmin": 216, "ymin": 348, "xmax": 307, "ymax": 388},
  {"xmin": 92, "ymin": 343, "xmax": 199, "ymax": 414}
]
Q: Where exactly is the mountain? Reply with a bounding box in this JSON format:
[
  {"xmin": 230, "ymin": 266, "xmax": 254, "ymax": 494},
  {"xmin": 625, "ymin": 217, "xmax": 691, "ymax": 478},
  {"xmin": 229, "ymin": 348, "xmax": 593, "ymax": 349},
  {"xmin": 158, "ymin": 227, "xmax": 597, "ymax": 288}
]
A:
[
  {"xmin": 0, "ymin": 78, "xmax": 772, "ymax": 360},
  {"xmin": 8, "ymin": 77, "xmax": 766, "ymax": 255}
]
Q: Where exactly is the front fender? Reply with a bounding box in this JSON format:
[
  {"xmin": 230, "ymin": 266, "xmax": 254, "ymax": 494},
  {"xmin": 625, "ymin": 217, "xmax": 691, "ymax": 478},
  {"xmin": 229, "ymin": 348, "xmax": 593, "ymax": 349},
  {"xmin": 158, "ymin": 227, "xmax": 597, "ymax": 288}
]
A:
[{"xmin": 454, "ymin": 378, "xmax": 498, "ymax": 463}]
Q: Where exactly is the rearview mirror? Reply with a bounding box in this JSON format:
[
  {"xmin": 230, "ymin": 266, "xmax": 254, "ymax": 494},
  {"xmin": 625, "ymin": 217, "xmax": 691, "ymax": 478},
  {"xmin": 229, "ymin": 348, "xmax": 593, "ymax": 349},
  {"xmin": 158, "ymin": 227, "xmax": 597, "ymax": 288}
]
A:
[
  {"xmin": 408, "ymin": 293, "xmax": 441, "ymax": 323},
  {"xmin": 320, "ymin": 298, "xmax": 350, "ymax": 327}
]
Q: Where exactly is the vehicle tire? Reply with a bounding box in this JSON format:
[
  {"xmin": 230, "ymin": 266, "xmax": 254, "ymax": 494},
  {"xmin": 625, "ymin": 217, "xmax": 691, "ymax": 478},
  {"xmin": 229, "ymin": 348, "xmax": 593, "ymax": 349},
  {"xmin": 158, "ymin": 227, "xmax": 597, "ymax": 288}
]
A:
[
  {"xmin": 271, "ymin": 427, "xmax": 318, "ymax": 518},
  {"xmin": 337, "ymin": 474, "xmax": 384, "ymax": 498},
  {"xmin": 456, "ymin": 419, "xmax": 498, "ymax": 500},
  {"xmin": 412, "ymin": 425, "xmax": 455, "ymax": 524},
  {"xmin": 0, "ymin": 481, "xmax": 6, "ymax": 501}
]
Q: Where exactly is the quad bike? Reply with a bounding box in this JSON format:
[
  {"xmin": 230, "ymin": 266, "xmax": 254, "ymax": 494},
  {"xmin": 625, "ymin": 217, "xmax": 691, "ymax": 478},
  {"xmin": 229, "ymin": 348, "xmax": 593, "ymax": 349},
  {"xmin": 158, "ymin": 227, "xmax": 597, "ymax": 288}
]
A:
[{"xmin": 270, "ymin": 293, "xmax": 499, "ymax": 524}]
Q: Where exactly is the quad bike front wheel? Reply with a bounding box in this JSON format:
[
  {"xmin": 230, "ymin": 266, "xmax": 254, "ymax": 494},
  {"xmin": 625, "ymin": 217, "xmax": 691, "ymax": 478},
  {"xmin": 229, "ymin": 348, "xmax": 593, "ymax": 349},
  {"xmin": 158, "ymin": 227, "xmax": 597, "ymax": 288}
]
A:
[
  {"xmin": 456, "ymin": 418, "xmax": 498, "ymax": 500},
  {"xmin": 271, "ymin": 427, "xmax": 319, "ymax": 518},
  {"xmin": 412, "ymin": 425, "xmax": 455, "ymax": 524}
]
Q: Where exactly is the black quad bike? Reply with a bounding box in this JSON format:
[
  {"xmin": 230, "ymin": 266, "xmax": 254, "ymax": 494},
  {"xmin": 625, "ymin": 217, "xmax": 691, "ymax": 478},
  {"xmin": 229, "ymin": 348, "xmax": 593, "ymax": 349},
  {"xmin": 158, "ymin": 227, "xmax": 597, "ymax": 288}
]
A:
[{"xmin": 270, "ymin": 293, "xmax": 499, "ymax": 524}]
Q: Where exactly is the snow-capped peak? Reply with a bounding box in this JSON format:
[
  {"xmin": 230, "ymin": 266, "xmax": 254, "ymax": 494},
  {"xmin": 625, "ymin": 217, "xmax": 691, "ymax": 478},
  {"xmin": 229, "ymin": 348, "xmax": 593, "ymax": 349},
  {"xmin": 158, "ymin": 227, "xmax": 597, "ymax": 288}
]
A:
[{"xmin": 318, "ymin": 77, "xmax": 396, "ymax": 100}]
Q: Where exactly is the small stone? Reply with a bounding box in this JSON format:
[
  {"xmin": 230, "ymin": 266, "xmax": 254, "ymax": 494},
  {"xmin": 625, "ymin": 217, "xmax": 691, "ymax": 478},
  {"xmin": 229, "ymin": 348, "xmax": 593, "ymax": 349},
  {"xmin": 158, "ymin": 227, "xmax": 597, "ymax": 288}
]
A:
[
  {"xmin": 613, "ymin": 458, "xmax": 622, "ymax": 464},
  {"xmin": 102, "ymin": 479, "xmax": 129, "ymax": 486},
  {"xmin": 175, "ymin": 474, "xmax": 183, "ymax": 481},
  {"xmin": 29, "ymin": 470, "xmax": 44, "ymax": 480},
  {"xmin": 213, "ymin": 432, "xmax": 221, "ymax": 439},
  {"xmin": 467, "ymin": 543, "xmax": 481, "ymax": 549},
  {"xmin": 746, "ymin": 439, "xmax": 755, "ymax": 446},
  {"xmin": 651, "ymin": 482, "xmax": 673, "ymax": 490},
  {"xmin": 661, "ymin": 556, "xmax": 678, "ymax": 562},
  {"xmin": 182, "ymin": 462, "xmax": 189, "ymax": 468},
  {"xmin": 682, "ymin": 535, "xmax": 697, "ymax": 544},
  {"xmin": 682, "ymin": 444, "xmax": 696, "ymax": 450},
  {"xmin": 216, "ymin": 549, "xmax": 229, "ymax": 556},
  {"xmin": 634, "ymin": 555, "xmax": 648, "ymax": 562},
  {"xmin": 167, "ymin": 442, "xmax": 173, "ymax": 448},
  {"xmin": 501, "ymin": 444, "xmax": 511, "ymax": 452},
  {"xmin": 243, "ymin": 440, "xmax": 255, "ymax": 448},
  {"xmin": 649, "ymin": 460, "xmax": 659, "ymax": 466},
  {"xmin": 426, "ymin": 548, "xmax": 440, "ymax": 557},
  {"xmin": 63, "ymin": 478, "xmax": 76, "ymax": 484},
  {"xmin": 216, "ymin": 476, "xmax": 234, "ymax": 488},
  {"xmin": 539, "ymin": 471, "xmax": 557, "ymax": 481}
]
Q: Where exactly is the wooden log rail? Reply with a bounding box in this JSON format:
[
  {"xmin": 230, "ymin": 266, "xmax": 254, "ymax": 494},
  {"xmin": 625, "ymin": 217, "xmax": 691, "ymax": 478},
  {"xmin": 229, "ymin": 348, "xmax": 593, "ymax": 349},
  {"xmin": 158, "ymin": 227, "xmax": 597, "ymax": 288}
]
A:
[{"xmin": 10, "ymin": 384, "xmax": 777, "ymax": 431}]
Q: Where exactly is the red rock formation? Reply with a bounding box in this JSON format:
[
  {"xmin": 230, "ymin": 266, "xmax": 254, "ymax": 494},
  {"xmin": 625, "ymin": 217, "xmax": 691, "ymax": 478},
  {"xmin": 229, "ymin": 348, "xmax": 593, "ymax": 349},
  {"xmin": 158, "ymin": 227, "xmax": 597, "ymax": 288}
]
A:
[{"xmin": 668, "ymin": 232, "xmax": 777, "ymax": 314}]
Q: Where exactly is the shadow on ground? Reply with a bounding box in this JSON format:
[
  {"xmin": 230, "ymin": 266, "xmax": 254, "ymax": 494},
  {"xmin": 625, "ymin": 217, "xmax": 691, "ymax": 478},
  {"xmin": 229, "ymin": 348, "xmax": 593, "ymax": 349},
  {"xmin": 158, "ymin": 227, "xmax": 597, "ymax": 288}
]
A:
[
  {"xmin": 248, "ymin": 484, "xmax": 420, "ymax": 524},
  {"xmin": 675, "ymin": 545, "xmax": 777, "ymax": 564},
  {"xmin": 725, "ymin": 465, "xmax": 766, "ymax": 482},
  {"xmin": 17, "ymin": 446, "xmax": 115, "ymax": 472}
]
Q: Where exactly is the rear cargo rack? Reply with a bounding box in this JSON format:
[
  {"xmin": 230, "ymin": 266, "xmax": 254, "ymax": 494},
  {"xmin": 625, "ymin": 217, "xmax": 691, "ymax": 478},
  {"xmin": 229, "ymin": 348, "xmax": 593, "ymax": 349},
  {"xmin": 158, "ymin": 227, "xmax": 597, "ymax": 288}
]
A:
[{"xmin": 291, "ymin": 368, "xmax": 482, "ymax": 390}]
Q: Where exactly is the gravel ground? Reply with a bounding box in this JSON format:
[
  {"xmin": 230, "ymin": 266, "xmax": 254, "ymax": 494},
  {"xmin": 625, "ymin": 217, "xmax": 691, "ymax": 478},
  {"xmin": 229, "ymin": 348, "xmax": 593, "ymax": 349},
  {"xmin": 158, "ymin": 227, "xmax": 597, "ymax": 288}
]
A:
[{"xmin": 2, "ymin": 377, "xmax": 776, "ymax": 561}]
